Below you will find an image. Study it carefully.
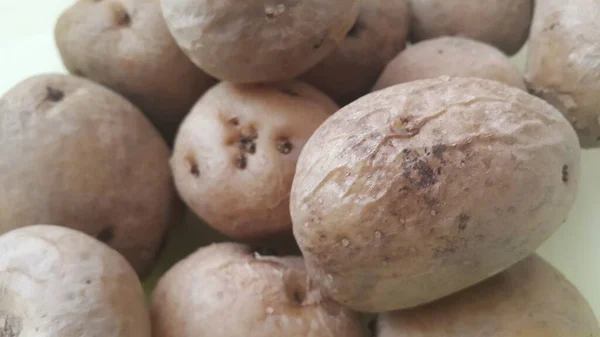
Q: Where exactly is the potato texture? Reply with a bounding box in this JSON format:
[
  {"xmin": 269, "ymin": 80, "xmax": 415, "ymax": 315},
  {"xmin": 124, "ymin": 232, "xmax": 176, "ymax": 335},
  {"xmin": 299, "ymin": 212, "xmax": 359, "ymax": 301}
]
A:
[
  {"xmin": 161, "ymin": 0, "xmax": 362, "ymax": 83},
  {"xmin": 151, "ymin": 243, "xmax": 364, "ymax": 337},
  {"xmin": 291, "ymin": 77, "xmax": 581, "ymax": 312},
  {"xmin": 373, "ymin": 37, "xmax": 526, "ymax": 92},
  {"xmin": 526, "ymin": 0, "xmax": 600, "ymax": 148},
  {"xmin": 0, "ymin": 74, "xmax": 181, "ymax": 275}
]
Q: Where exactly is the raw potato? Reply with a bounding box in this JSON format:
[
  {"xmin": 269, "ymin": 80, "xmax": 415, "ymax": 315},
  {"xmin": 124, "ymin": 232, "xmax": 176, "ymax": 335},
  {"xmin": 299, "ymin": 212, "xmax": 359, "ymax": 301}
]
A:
[
  {"xmin": 526, "ymin": 0, "xmax": 600, "ymax": 148},
  {"xmin": 161, "ymin": 0, "xmax": 362, "ymax": 83},
  {"xmin": 377, "ymin": 255, "xmax": 600, "ymax": 337},
  {"xmin": 409, "ymin": 0, "xmax": 533, "ymax": 55},
  {"xmin": 372, "ymin": 37, "xmax": 526, "ymax": 92},
  {"xmin": 0, "ymin": 225, "xmax": 151, "ymax": 337},
  {"xmin": 0, "ymin": 74, "xmax": 182, "ymax": 275},
  {"xmin": 291, "ymin": 77, "xmax": 581, "ymax": 312},
  {"xmin": 151, "ymin": 243, "xmax": 365, "ymax": 337},
  {"xmin": 171, "ymin": 81, "xmax": 337, "ymax": 241},
  {"xmin": 55, "ymin": 0, "xmax": 216, "ymax": 143},
  {"xmin": 300, "ymin": 0, "xmax": 410, "ymax": 106}
]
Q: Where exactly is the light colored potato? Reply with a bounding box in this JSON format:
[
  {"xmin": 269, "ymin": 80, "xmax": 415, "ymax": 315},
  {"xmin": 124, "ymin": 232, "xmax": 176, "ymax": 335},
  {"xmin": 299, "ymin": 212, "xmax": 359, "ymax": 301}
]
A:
[
  {"xmin": 151, "ymin": 243, "xmax": 365, "ymax": 337},
  {"xmin": 0, "ymin": 74, "xmax": 182, "ymax": 275},
  {"xmin": 161, "ymin": 0, "xmax": 362, "ymax": 83},
  {"xmin": 0, "ymin": 225, "xmax": 151, "ymax": 337},
  {"xmin": 526, "ymin": 0, "xmax": 600, "ymax": 148},
  {"xmin": 377, "ymin": 255, "xmax": 600, "ymax": 337},
  {"xmin": 291, "ymin": 77, "xmax": 580, "ymax": 312},
  {"xmin": 409, "ymin": 0, "xmax": 533, "ymax": 55},
  {"xmin": 373, "ymin": 37, "xmax": 526, "ymax": 92}
]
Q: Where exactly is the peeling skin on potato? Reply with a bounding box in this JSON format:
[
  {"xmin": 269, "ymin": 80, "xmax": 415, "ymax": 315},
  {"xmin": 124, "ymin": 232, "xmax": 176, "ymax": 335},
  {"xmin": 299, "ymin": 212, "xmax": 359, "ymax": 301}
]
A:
[{"xmin": 290, "ymin": 77, "xmax": 581, "ymax": 312}]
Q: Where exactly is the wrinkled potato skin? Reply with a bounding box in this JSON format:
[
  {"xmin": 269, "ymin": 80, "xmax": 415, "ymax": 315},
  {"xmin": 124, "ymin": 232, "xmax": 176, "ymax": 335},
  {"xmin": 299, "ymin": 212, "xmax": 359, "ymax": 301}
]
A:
[
  {"xmin": 378, "ymin": 255, "xmax": 600, "ymax": 337},
  {"xmin": 291, "ymin": 77, "xmax": 580, "ymax": 312},
  {"xmin": 300, "ymin": 0, "xmax": 410, "ymax": 106},
  {"xmin": 161, "ymin": 0, "xmax": 362, "ymax": 83},
  {"xmin": 151, "ymin": 243, "xmax": 364, "ymax": 337},
  {"xmin": 55, "ymin": 0, "xmax": 216, "ymax": 143},
  {"xmin": 526, "ymin": 0, "xmax": 600, "ymax": 148},
  {"xmin": 373, "ymin": 37, "xmax": 526, "ymax": 92},
  {"xmin": 409, "ymin": 0, "xmax": 533, "ymax": 55},
  {"xmin": 0, "ymin": 74, "xmax": 182, "ymax": 275}
]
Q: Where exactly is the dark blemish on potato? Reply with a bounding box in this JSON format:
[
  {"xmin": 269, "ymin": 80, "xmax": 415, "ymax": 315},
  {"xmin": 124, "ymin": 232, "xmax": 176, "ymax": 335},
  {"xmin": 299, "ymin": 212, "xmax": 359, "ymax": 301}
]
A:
[
  {"xmin": 86, "ymin": 279, "xmax": 92, "ymax": 285},
  {"xmin": 436, "ymin": 167, "xmax": 442, "ymax": 175},
  {"xmin": 458, "ymin": 214, "xmax": 470, "ymax": 231},
  {"xmin": 280, "ymin": 88, "xmax": 300, "ymax": 97},
  {"xmin": 240, "ymin": 136, "xmax": 257, "ymax": 154},
  {"xmin": 236, "ymin": 155, "xmax": 248, "ymax": 169},
  {"xmin": 424, "ymin": 197, "xmax": 438, "ymax": 207},
  {"xmin": 313, "ymin": 35, "xmax": 326, "ymax": 49},
  {"xmin": 292, "ymin": 290, "xmax": 306, "ymax": 304},
  {"xmin": 229, "ymin": 117, "xmax": 240, "ymax": 126},
  {"xmin": 115, "ymin": 8, "xmax": 131, "ymax": 26},
  {"xmin": 185, "ymin": 154, "xmax": 200, "ymax": 177},
  {"xmin": 96, "ymin": 227, "xmax": 115, "ymax": 243},
  {"xmin": 346, "ymin": 21, "xmax": 363, "ymax": 38},
  {"xmin": 432, "ymin": 144, "xmax": 447, "ymax": 159},
  {"xmin": 562, "ymin": 165, "xmax": 569, "ymax": 183},
  {"xmin": 276, "ymin": 138, "xmax": 293, "ymax": 154},
  {"xmin": 45, "ymin": 86, "xmax": 64, "ymax": 102},
  {"xmin": 437, "ymin": 49, "xmax": 444, "ymax": 54},
  {"xmin": 0, "ymin": 310, "xmax": 23, "ymax": 337},
  {"xmin": 415, "ymin": 160, "xmax": 437, "ymax": 187}
]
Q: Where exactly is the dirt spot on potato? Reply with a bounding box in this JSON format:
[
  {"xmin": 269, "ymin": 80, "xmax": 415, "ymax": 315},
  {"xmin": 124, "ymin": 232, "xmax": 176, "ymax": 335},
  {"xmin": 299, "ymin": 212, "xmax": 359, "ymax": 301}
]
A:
[
  {"xmin": 235, "ymin": 155, "xmax": 248, "ymax": 169},
  {"xmin": 432, "ymin": 144, "xmax": 447, "ymax": 159},
  {"xmin": 45, "ymin": 86, "xmax": 64, "ymax": 102},
  {"xmin": 562, "ymin": 165, "xmax": 569, "ymax": 183},
  {"xmin": 0, "ymin": 310, "xmax": 23, "ymax": 337},
  {"xmin": 313, "ymin": 35, "xmax": 327, "ymax": 49},
  {"xmin": 96, "ymin": 226, "xmax": 115, "ymax": 243},
  {"xmin": 114, "ymin": 7, "xmax": 131, "ymax": 26},
  {"xmin": 185, "ymin": 154, "xmax": 200, "ymax": 177},
  {"xmin": 458, "ymin": 214, "xmax": 469, "ymax": 231}
]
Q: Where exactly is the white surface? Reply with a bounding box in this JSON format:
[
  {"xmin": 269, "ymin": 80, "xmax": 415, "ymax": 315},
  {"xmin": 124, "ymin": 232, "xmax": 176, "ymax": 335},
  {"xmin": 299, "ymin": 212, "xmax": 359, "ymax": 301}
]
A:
[{"xmin": 1, "ymin": 0, "xmax": 599, "ymax": 318}]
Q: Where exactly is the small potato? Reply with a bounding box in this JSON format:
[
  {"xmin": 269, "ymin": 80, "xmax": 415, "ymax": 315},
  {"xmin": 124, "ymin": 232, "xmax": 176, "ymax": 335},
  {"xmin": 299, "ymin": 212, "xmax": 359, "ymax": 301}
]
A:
[
  {"xmin": 171, "ymin": 81, "xmax": 337, "ymax": 241},
  {"xmin": 300, "ymin": 0, "xmax": 410, "ymax": 106},
  {"xmin": 55, "ymin": 0, "xmax": 216, "ymax": 143},
  {"xmin": 526, "ymin": 0, "xmax": 600, "ymax": 148},
  {"xmin": 291, "ymin": 77, "xmax": 580, "ymax": 312},
  {"xmin": 377, "ymin": 255, "xmax": 600, "ymax": 337},
  {"xmin": 161, "ymin": 0, "xmax": 362, "ymax": 83},
  {"xmin": 0, "ymin": 225, "xmax": 151, "ymax": 337},
  {"xmin": 151, "ymin": 243, "xmax": 365, "ymax": 337},
  {"xmin": 409, "ymin": 0, "xmax": 533, "ymax": 55},
  {"xmin": 372, "ymin": 37, "xmax": 526, "ymax": 92},
  {"xmin": 0, "ymin": 74, "xmax": 182, "ymax": 275}
]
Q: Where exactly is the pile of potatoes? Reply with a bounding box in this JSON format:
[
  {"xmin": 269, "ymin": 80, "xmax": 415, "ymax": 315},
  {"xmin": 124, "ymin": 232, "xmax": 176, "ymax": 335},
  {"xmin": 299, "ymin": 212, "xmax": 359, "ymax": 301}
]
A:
[{"xmin": 0, "ymin": 0, "xmax": 599, "ymax": 336}]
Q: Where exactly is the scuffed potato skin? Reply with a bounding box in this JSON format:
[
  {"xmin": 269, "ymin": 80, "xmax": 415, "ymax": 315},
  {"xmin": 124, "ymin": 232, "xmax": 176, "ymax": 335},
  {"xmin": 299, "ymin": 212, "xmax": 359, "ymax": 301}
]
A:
[{"xmin": 291, "ymin": 77, "xmax": 580, "ymax": 312}]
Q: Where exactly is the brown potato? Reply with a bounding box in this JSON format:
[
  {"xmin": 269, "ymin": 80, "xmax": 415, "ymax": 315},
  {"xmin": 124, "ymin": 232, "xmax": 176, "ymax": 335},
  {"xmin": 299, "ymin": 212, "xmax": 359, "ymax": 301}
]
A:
[
  {"xmin": 151, "ymin": 243, "xmax": 365, "ymax": 337},
  {"xmin": 377, "ymin": 255, "xmax": 600, "ymax": 337},
  {"xmin": 526, "ymin": 0, "xmax": 600, "ymax": 148},
  {"xmin": 0, "ymin": 74, "xmax": 182, "ymax": 275},
  {"xmin": 161, "ymin": 0, "xmax": 362, "ymax": 83},
  {"xmin": 300, "ymin": 0, "xmax": 410, "ymax": 106},
  {"xmin": 55, "ymin": 0, "xmax": 216, "ymax": 143},
  {"xmin": 291, "ymin": 77, "xmax": 580, "ymax": 312},
  {"xmin": 373, "ymin": 37, "xmax": 526, "ymax": 92}
]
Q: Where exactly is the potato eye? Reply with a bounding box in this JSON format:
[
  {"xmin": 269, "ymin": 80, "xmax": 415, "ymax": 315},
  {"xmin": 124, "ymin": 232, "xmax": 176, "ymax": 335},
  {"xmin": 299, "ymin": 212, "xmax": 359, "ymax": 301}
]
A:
[
  {"xmin": 276, "ymin": 139, "xmax": 293, "ymax": 154},
  {"xmin": 46, "ymin": 86, "xmax": 64, "ymax": 102}
]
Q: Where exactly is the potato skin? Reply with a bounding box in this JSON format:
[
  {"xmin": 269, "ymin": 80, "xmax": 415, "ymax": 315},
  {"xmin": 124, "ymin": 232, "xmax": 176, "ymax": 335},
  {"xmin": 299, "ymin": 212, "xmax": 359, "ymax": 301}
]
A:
[
  {"xmin": 373, "ymin": 37, "xmax": 526, "ymax": 92},
  {"xmin": 290, "ymin": 77, "xmax": 580, "ymax": 312},
  {"xmin": 161, "ymin": 0, "xmax": 362, "ymax": 83},
  {"xmin": 151, "ymin": 243, "xmax": 364, "ymax": 337},
  {"xmin": 377, "ymin": 255, "xmax": 600, "ymax": 337},
  {"xmin": 55, "ymin": 0, "xmax": 216, "ymax": 143},
  {"xmin": 409, "ymin": 0, "xmax": 533, "ymax": 55},
  {"xmin": 526, "ymin": 0, "xmax": 600, "ymax": 148},
  {"xmin": 0, "ymin": 74, "xmax": 182, "ymax": 275}
]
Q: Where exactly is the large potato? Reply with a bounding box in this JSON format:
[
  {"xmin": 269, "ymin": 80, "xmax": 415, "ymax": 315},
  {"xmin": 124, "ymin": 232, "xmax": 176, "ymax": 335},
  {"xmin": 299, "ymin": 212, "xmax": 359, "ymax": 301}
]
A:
[
  {"xmin": 377, "ymin": 255, "xmax": 600, "ymax": 337},
  {"xmin": 291, "ymin": 77, "xmax": 581, "ymax": 312},
  {"xmin": 0, "ymin": 74, "xmax": 182, "ymax": 275},
  {"xmin": 526, "ymin": 0, "xmax": 600, "ymax": 148}
]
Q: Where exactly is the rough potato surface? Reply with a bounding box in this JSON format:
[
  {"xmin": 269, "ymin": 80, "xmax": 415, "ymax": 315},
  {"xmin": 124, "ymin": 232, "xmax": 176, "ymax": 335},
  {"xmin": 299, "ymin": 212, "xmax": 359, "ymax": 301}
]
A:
[{"xmin": 291, "ymin": 77, "xmax": 581, "ymax": 312}]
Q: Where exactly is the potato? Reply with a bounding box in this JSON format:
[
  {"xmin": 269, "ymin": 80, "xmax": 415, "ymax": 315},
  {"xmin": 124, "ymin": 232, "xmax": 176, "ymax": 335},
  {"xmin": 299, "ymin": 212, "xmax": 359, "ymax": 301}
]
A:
[
  {"xmin": 290, "ymin": 77, "xmax": 580, "ymax": 312},
  {"xmin": 55, "ymin": 0, "xmax": 216, "ymax": 144},
  {"xmin": 377, "ymin": 255, "xmax": 600, "ymax": 337},
  {"xmin": 0, "ymin": 225, "xmax": 151, "ymax": 337},
  {"xmin": 151, "ymin": 243, "xmax": 365, "ymax": 337},
  {"xmin": 409, "ymin": 0, "xmax": 533, "ymax": 55},
  {"xmin": 161, "ymin": 0, "xmax": 362, "ymax": 83},
  {"xmin": 372, "ymin": 37, "xmax": 526, "ymax": 92},
  {"xmin": 0, "ymin": 74, "xmax": 182, "ymax": 275},
  {"xmin": 171, "ymin": 81, "xmax": 336, "ymax": 241},
  {"xmin": 526, "ymin": 0, "xmax": 600, "ymax": 148},
  {"xmin": 300, "ymin": 0, "xmax": 410, "ymax": 106}
]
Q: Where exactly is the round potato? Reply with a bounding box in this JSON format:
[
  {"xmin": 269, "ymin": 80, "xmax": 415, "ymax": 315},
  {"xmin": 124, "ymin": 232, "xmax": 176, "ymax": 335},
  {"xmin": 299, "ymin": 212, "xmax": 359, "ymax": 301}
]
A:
[
  {"xmin": 55, "ymin": 0, "xmax": 216, "ymax": 144},
  {"xmin": 0, "ymin": 225, "xmax": 151, "ymax": 337},
  {"xmin": 171, "ymin": 81, "xmax": 337, "ymax": 241},
  {"xmin": 526, "ymin": 0, "xmax": 600, "ymax": 148},
  {"xmin": 151, "ymin": 242, "xmax": 364, "ymax": 337},
  {"xmin": 409, "ymin": 0, "xmax": 533, "ymax": 55},
  {"xmin": 161, "ymin": 0, "xmax": 362, "ymax": 83},
  {"xmin": 291, "ymin": 77, "xmax": 581, "ymax": 312},
  {"xmin": 300, "ymin": 0, "xmax": 410, "ymax": 106},
  {"xmin": 377, "ymin": 255, "xmax": 600, "ymax": 337},
  {"xmin": 0, "ymin": 74, "xmax": 182, "ymax": 275},
  {"xmin": 372, "ymin": 37, "xmax": 526, "ymax": 92}
]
